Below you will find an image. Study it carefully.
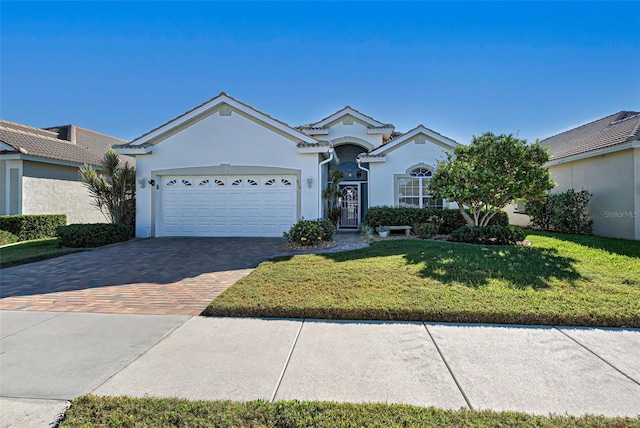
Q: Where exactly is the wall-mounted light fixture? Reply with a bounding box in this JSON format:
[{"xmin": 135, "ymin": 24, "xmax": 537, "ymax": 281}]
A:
[
  {"xmin": 138, "ymin": 178, "xmax": 146, "ymax": 189},
  {"xmin": 148, "ymin": 179, "xmax": 155, "ymax": 186},
  {"xmin": 306, "ymin": 176, "xmax": 313, "ymax": 188}
]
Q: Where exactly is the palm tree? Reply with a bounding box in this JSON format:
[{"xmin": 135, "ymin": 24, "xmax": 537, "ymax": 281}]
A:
[{"xmin": 79, "ymin": 149, "xmax": 136, "ymax": 227}]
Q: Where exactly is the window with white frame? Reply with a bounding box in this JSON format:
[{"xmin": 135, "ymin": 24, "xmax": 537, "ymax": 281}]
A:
[{"xmin": 397, "ymin": 167, "xmax": 444, "ymax": 209}]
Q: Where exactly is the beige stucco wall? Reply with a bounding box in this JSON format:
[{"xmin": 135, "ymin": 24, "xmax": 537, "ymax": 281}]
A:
[
  {"xmin": 0, "ymin": 159, "xmax": 6, "ymax": 214},
  {"xmin": 21, "ymin": 160, "xmax": 109, "ymax": 224},
  {"xmin": 549, "ymin": 148, "xmax": 638, "ymax": 240},
  {"xmin": 504, "ymin": 203, "xmax": 531, "ymax": 227}
]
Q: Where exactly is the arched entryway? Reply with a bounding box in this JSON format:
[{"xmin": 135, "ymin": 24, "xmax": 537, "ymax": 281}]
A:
[{"xmin": 331, "ymin": 144, "xmax": 369, "ymax": 229}]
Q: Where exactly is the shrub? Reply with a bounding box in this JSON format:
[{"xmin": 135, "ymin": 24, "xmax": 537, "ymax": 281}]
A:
[
  {"xmin": 552, "ymin": 189, "xmax": 592, "ymax": 234},
  {"xmin": 0, "ymin": 214, "xmax": 67, "ymax": 241},
  {"xmin": 451, "ymin": 225, "xmax": 526, "ymax": 245},
  {"xmin": 526, "ymin": 198, "xmax": 554, "ymax": 231},
  {"xmin": 364, "ymin": 207, "xmax": 508, "ymax": 234},
  {"xmin": 527, "ymin": 189, "xmax": 592, "ymax": 235},
  {"xmin": 0, "ymin": 230, "xmax": 19, "ymax": 246},
  {"xmin": 315, "ymin": 218, "xmax": 336, "ymax": 242},
  {"xmin": 283, "ymin": 219, "xmax": 334, "ymax": 247},
  {"xmin": 56, "ymin": 223, "xmax": 133, "ymax": 248},
  {"xmin": 413, "ymin": 222, "xmax": 439, "ymax": 239},
  {"xmin": 358, "ymin": 223, "xmax": 374, "ymax": 241}
]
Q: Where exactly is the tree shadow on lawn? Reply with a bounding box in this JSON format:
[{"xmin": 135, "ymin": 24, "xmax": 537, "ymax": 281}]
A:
[
  {"xmin": 404, "ymin": 244, "xmax": 581, "ymax": 289},
  {"xmin": 319, "ymin": 240, "xmax": 581, "ymax": 290}
]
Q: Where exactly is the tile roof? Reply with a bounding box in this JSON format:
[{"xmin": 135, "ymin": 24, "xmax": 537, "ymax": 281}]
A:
[
  {"xmin": 385, "ymin": 131, "xmax": 404, "ymax": 143},
  {"xmin": 542, "ymin": 111, "xmax": 640, "ymax": 160},
  {"xmin": 357, "ymin": 152, "xmax": 385, "ymax": 159},
  {"xmin": 296, "ymin": 141, "xmax": 332, "ymax": 148},
  {"xmin": 0, "ymin": 120, "xmax": 132, "ymax": 167},
  {"xmin": 305, "ymin": 105, "xmax": 389, "ymax": 128}
]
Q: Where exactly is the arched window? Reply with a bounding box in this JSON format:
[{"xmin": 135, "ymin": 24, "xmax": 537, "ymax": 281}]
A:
[{"xmin": 396, "ymin": 167, "xmax": 444, "ymax": 209}]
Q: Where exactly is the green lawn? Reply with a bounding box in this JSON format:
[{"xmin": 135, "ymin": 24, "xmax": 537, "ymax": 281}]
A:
[
  {"xmin": 60, "ymin": 395, "xmax": 639, "ymax": 428},
  {"xmin": 0, "ymin": 238, "xmax": 83, "ymax": 268},
  {"xmin": 204, "ymin": 231, "xmax": 640, "ymax": 327}
]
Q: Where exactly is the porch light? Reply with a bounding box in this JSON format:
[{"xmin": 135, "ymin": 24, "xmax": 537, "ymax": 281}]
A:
[{"xmin": 306, "ymin": 176, "xmax": 313, "ymax": 188}]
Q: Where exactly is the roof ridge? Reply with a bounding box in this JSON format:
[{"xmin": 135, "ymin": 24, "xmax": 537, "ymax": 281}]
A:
[
  {"xmin": 0, "ymin": 119, "xmax": 60, "ymax": 138},
  {"xmin": 0, "ymin": 123, "xmax": 77, "ymax": 145},
  {"xmin": 609, "ymin": 111, "xmax": 640, "ymax": 125},
  {"xmin": 627, "ymin": 115, "xmax": 640, "ymax": 141},
  {"xmin": 540, "ymin": 111, "xmax": 623, "ymax": 142}
]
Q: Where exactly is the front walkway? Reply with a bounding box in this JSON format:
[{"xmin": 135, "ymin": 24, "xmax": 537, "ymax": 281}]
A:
[{"xmin": 0, "ymin": 234, "xmax": 368, "ymax": 315}]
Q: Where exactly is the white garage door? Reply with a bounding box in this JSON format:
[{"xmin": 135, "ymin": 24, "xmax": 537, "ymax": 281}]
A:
[{"xmin": 160, "ymin": 175, "xmax": 297, "ymax": 237}]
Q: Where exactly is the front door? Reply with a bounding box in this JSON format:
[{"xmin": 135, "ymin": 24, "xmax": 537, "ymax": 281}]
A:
[{"xmin": 340, "ymin": 184, "xmax": 359, "ymax": 229}]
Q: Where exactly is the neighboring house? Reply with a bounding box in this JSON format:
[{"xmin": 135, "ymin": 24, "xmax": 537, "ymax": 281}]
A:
[
  {"xmin": 0, "ymin": 120, "xmax": 132, "ymax": 224},
  {"xmin": 115, "ymin": 92, "xmax": 457, "ymax": 238},
  {"xmin": 507, "ymin": 111, "xmax": 640, "ymax": 240}
]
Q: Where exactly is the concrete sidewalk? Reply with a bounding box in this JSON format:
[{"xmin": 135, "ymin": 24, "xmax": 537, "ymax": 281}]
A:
[{"xmin": 1, "ymin": 312, "xmax": 639, "ymax": 426}]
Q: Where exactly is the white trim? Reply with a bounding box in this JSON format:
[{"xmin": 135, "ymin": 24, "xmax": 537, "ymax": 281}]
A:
[
  {"xmin": 115, "ymin": 146, "xmax": 153, "ymax": 155},
  {"xmin": 311, "ymin": 107, "xmax": 385, "ymax": 128},
  {"xmin": 128, "ymin": 94, "xmax": 318, "ymax": 147},
  {"xmin": 0, "ymin": 153, "xmax": 95, "ymax": 169},
  {"xmin": 5, "ymin": 159, "xmax": 23, "ymax": 215},
  {"xmin": 369, "ymin": 125, "xmax": 457, "ymax": 156},
  {"xmin": 357, "ymin": 155, "xmax": 386, "ymax": 163},
  {"xmin": 405, "ymin": 162, "xmax": 436, "ymax": 175},
  {"xmin": 546, "ymin": 141, "xmax": 640, "ymax": 166},
  {"xmin": 296, "ymin": 145, "xmax": 333, "ymax": 154},
  {"xmin": 330, "ymin": 136, "xmax": 375, "ymax": 151},
  {"xmin": 366, "ymin": 127, "xmax": 394, "ymax": 135},
  {"xmin": 302, "ymin": 128, "xmax": 329, "ymax": 136}
]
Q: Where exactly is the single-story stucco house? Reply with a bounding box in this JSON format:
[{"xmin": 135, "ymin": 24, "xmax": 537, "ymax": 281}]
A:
[
  {"xmin": 508, "ymin": 111, "xmax": 640, "ymax": 240},
  {"xmin": 116, "ymin": 92, "xmax": 458, "ymax": 238},
  {"xmin": 0, "ymin": 120, "xmax": 132, "ymax": 223}
]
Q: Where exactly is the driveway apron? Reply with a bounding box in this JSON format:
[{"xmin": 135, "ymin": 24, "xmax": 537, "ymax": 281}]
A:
[{"xmin": 0, "ymin": 237, "xmax": 290, "ymax": 315}]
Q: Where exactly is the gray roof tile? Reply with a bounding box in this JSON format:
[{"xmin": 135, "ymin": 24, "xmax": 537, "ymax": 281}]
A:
[
  {"xmin": 542, "ymin": 111, "xmax": 640, "ymax": 160},
  {"xmin": 0, "ymin": 120, "xmax": 132, "ymax": 167}
]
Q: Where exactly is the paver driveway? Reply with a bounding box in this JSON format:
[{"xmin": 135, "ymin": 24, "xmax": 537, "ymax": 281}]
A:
[{"xmin": 0, "ymin": 238, "xmax": 290, "ymax": 315}]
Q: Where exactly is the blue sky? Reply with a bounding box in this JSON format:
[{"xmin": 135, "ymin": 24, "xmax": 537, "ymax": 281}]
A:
[{"xmin": 2, "ymin": 1, "xmax": 639, "ymax": 145}]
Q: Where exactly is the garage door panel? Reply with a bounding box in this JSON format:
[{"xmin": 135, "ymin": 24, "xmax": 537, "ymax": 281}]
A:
[{"xmin": 160, "ymin": 175, "xmax": 297, "ymax": 237}]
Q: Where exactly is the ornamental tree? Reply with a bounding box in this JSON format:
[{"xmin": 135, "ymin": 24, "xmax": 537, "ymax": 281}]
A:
[
  {"xmin": 430, "ymin": 132, "xmax": 554, "ymax": 229},
  {"xmin": 79, "ymin": 148, "xmax": 136, "ymax": 227}
]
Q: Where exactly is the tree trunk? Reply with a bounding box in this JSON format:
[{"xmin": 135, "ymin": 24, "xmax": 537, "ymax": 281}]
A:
[{"xmin": 459, "ymin": 205, "xmax": 475, "ymax": 228}]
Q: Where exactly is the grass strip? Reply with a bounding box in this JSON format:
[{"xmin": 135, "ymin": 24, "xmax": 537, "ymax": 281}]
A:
[
  {"xmin": 60, "ymin": 395, "xmax": 640, "ymax": 428},
  {"xmin": 0, "ymin": 238, "xmax": 83, "ymax": 268},
  {"xmin": 204, "ymin": 231, "xmax": 640, "ymax": 327}
]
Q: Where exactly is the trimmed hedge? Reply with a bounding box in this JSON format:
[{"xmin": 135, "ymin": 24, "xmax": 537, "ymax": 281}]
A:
[
  {"xmin": 451, "ymin": 225, "xmax": 526, "ymax": 245},
  {"xmin": 56, "ymin": 223, "xmax": 133, "ymax": 248},
  {"xmin": 365, "ymin": 207, "xmax": 508, "ymax": 234},
  {"xmin": 0, "ymin": 214, "xmax": 67, "ymax": 241},
  {"xmin": 0, "ymin": 230, "xmax": 19, "ymax": 246}
]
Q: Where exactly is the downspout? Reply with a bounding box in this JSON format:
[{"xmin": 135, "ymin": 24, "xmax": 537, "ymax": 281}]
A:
[
  {"xmin": 356, "ymin": 157, "xmax": 370, "ymax": 221},
  {"xmin": 318, "ymin": 147, "xmax": 335, "ymax": 218}
]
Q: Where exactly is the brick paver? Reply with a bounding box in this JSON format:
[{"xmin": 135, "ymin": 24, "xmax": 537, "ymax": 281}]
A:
[
  {"xmin": 0, "ymin": 238, "xmax": 290, "ymax": 315},
  {"xmin": 0, "ymin": 234, "xmax": 368, "ymax": 315}
]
